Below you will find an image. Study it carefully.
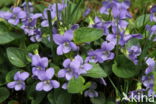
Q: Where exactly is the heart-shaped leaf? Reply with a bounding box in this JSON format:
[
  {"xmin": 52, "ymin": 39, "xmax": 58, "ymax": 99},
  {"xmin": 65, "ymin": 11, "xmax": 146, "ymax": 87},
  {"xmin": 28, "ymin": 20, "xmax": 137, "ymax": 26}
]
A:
[{"xmin": 74, "ymin": 27, "xmax": 103, "ymax": 44}]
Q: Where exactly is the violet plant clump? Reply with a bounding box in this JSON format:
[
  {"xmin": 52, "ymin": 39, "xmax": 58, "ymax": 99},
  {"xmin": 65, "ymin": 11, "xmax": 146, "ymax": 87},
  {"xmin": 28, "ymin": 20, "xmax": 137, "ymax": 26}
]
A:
[{"xmin": 0, "ymin": 0, "xmax": 156, "ymax": 104}]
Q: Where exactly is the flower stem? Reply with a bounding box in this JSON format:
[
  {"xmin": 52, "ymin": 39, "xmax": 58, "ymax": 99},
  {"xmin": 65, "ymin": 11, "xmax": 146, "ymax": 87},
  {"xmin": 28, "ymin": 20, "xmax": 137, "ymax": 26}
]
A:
[
  {"xmin": 14, "ymin": 0, "xmax": 21, "ymax": 6},
  {"xmin": 115, "ymin": 19, "xmax": 120, "ymax": 58},
  {"xmin": 56, "ymin": 3, "xmax": 59, "ymax": 26},
  {"xmin": 108, "ymin": 77, "xmax": 122, "ymax": 99},
  {"xmin": 47, "ymin": 10, "xmax": 55, "ymax": 61},
  {"xmin": 26, "ymin": 0, "xmax": 30, "ymax": 17}
]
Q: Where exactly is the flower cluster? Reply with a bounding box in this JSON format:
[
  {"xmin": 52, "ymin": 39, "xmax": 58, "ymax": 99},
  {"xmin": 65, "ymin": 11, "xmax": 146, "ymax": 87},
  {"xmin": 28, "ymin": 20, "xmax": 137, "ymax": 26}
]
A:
[
  {"xmin": 86, "ymin": 41, "xmax": 115, "ymax": 63},
  {"xmin": 128, "ymin": 58, "xmax": 156, "ymax": 99},
  {"xmin": 142, "ymin": 58, "xmax": 156, "ymax": 95},
  {"xmin": 58, "ymin": 55, "xmax": 92, "ymax": 80},
  {"xmin": 0, "ymin": 7, "xmax": 26, "ymax": 25},
  {"xmin": 146, "ymin": 5, "xmax": 156, "ymax": 41},
  {"xmin": 0, "ymin": 2, "xmax": 66, "ymax": 43},
  {"xmin": 41, "ymin": 3, "xmax": 66, "ymax": 27},
  {"xmin": 7, "ymin": 54, "xmax": 92, "ymax": 92},
  {"xmin": 31, "ymin": 54, "xmax": 60, "ymax": 92},
  {"xmin": 35, "ymin": 68, "xmax": 60, "ymax": 92},
  {"xmin": 127, "ymin": 5, "xmax": 156, "ymax": 100}
]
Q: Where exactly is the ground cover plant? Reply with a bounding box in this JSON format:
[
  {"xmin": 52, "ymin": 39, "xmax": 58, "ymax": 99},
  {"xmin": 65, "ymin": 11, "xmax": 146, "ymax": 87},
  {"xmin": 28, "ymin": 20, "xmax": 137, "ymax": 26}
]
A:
[{"xmin": 0, "ymin": 0, "xmax": 156, "ymax": 104}]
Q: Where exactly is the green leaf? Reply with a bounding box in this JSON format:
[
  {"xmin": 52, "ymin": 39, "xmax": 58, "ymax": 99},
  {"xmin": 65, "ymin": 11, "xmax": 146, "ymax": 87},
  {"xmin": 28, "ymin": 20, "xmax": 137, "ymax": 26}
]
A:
[
  {"xmin": 6, "ymin": 69, "xmax": 20, "ymax": 83},
  {"xmin": 0, "ymin": 31, "xmax": 24, "ymax": 45},
  {"xmin": 91, "ymin": 93, "xmax": 106, "ymax": 104},
  {"xmin": 67, "ymin": 76, "xmax": 86, "ymax": 93},
  {"xmin": 149, "ymin": 50, "xmax": 156, "ymax": 58},
  {"xmin": 50, "ymin": 63, "xmax": 60, "ymax": 76},
  {"xmin": 0, "ymin": 87, "xmax": 10, "ymax": 103},
  {"xmin": 106, "ymin": 101, "xmax": 115, "ymax": 104},
  {"xmin": 48, "ymin": 92, "xmax": 55, "ymax": 104},
  {"xmin": 112, "ymin": 55, "xmax": 139, "ymax": 78},
  {"xmin": 85, "ymin": 63, "xmax": 107, "ymax": 78},
  {"xmin": 31, "ymin": 92, "xmax": 46, "ymax": 104},
  {"xmin": 83, "ymin": 82, "xmax": 91, "ymax": 90},
  {"xmin": 0, "ymin": 66, "xmax": 8, "ymax": 86},
  {"xmin": 0, "ymin": 52, "xmax": 4, "ymax": 64},
  {"xmin": 125, "ymin": 38, "xmax": 140, "ymax": 49},
  {"xmin": 91, "ymin": 95, "xmax": 115, "ymax": 104},
  {"xmin": 62, "ymin": 2, "xmax": 84, "ymax": 26},
  {"xmin": 0, "ymin": 22, "xmax": 24, "ymax": 45},
  {"xmin": 0, "ymin": 0, "xmax": 13, "ymax": 6},
  {"xmin": 135, "ymin": 14, "xmax": 150, "ymax": 28},
  {"xmin": 27, "ymin": 83, "xmax": 46, "ymax": 104},
  {"xmin": 7, "ymin": 47, "xmax": 28, "ymax": 67},
  {"xmin": 48, "ymin": 89, "xmax": 71, "ymax": 104},
  {"xmin": 153, "ymin": 71, "xmax": 156, "ymax": 92},
  {"xmin": 41, "ymin": 37, "xmax": 51, "ymax": 48},
  {"xmin": 34, "ymin": 4, "xmax": 46, "ymax": 12},
  {"xmin": 27, "ymin": 43, "xmax": 39, "ymax": 52},
  {"xmin": 8, "ymin": 100, "xmax": 19, "ymax": 104},
  {"xmin": 74, "ymin": 27, "xmax": 103, "ymax": 44}
]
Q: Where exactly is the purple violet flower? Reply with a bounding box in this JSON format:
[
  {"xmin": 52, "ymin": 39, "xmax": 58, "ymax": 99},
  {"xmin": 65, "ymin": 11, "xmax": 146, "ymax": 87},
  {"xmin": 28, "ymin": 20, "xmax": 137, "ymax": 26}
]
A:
[
  {"xmin": 31, "ymin": 55, "xmax": 48, "ymax": 77},
  {"xmin": 0, "ymin": 11, "xmax": 12, "ymax": 19},
  {"xmin": 22, "ymin": 13, "xmax": 42, "ymax": 28},
  {"xmin": 146, "ymin": 25, "xmax": 156, "ymax": 41},
  {"xmin": 100, "ymin": 0, "xmax": 131, "ymax": 19},
  {"xmin": 100, "ymin": 41, "xmax": 115, "ymax": 61},
  {"xmin": 21, "ymin": 13, "xmax": 42, "ymax": 42},
  {"xmin": 6, "ymin": 7, "xmax": 26, "ymax": 25},
  {"xmin": 150, "ymin": 5, "xmax": 156, "ymax": 22},
  {"xmin": 36, "ymin": 68, "xmax": 60, "ymax": 92},
  {"xmin": 145, "ymin": 58, "xmax": 155, "ymax": 74},
  {"xmin": 71, "ymin": 24, "xmax": 79, "ymax": 30},
  {"xmin": 141, "ymin": 75, "xmax": 155, "ymax": 97},
  {"xmin": 128, "ymin": 45, "xmax": 141, "ymax": 64},
  {"xmin": 146, "ymin": 25, "xmax": 156, "ymax": 35},
  {"xmin": 7, "ymin": 71, "xmax": 29, "ymax": 91},
  {"xmin": 53, "ymin": 30, "xmax": 78, "ymax": 55},
  {"xmin": 100, "ymin": 1, "xmax": 113, "ymax": 15},
  {"xmin": 92, "ymin": 16, "xmax": 105, "ymax": 29},
  {"xmin": 84, "ymin": 82, "xmax": 98, "ymax": 98},
  {"xmin": 62, "ymin": 82, "xmax": 68, "ymax": 90},
  {"xmin": 83, "ymin": 8, "xmax": 91, "ymax": 17},
  {"xmin": 129, "ymin": 89, "xmax": 147, "ymax": 101},
  {"xmin": 71, "ymin": 55, "xmax": 92, "ymax": 75},
  {"xmin": 41, "ymin": 3, "xmax": 66, "ymax": 27},
  {"xmin": 58, "ymin": 55, "xmax": 92, "ymax": 80},
  {"xmin": 142, "ymin": 75, "xmax": 154, "ymax": 89},
  {"xmin": 106, "ymin": 32, "xmax": 142, "ymax": 46},
  {"xmin": 86, "ymin": 41, "xmax": 115, "ymax": 63},
  {"xmin": 86, "ymin": 49, "xmax": 104, "ymax": 63},
  {"xmin": 112, "ymin": 20, "xmax": 129, "ymax": 31},
  {"xmin": 147, "ymin": 89, "xmax": 156, "ymax": 97},
  {"xmin": 22, "ymin": 2, "xmax": 34, "ymax": 13},
  {"xmin": 29, "ymin": 28, "xmax": 42, "ymax": 42},
  {"xmin": 58, "ymin": 58, "xmax": 79, "ymax": 80},
  {"xmin": 103, "ymin": 21, "xmax": 113, "ymax": 35},
  {"xmin": 111, "ymin": 1, "xmax": 131, "ymax": 19}
]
